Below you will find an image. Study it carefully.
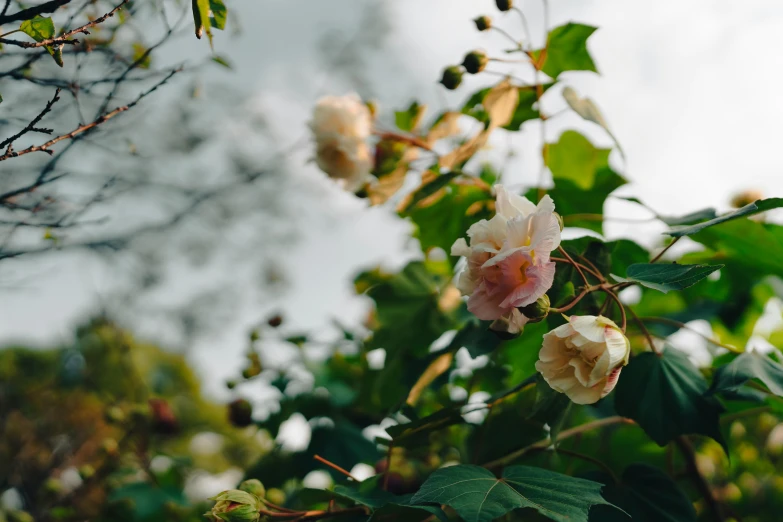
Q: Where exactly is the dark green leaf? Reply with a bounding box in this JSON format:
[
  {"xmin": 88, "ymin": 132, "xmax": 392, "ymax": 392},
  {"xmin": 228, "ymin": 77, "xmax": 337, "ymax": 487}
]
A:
[
  {"xmin": 547, "ymin": 130, "xmax": 610, "ymax": 190},
  {"xmin": 411, "ymin": 464, "xmax": 614, "ymax": 522},
  {"xmin": 533, "ymin": 23, "xmax": 598, "ymax": 79},
  {"xmin": 688, "ymin": 219, "xmax": 783, "ymax": 276},
  {"xmin": 355, "ymin": 262, "xmax": 454, "ymax": 357},
  {"xmin": 666, "ymin": 198, "xmax": 783, "ymax": 237},
  {"xmin": 588, "ymin": 464, "xmax": 697, "ymax": 522},
  {"xmin": 531, "ymin": 375, "xmax": 572, "ymax": 444},
  {"xmin": 613, "ymin": 263, "xmax": 723, "ymax": 293},
  {"xmin": 385, "ymin": 407, "xmax": 465, "ymax": 448},
  {"xmin": 450, "ymin": 317, "xmax": 502, "ymax": 357},
  {"xmin": 710, "ymin": 351, "xmax": 783, "ymax": 397},
  {"xmin": 659, "ymin": 208, "xmax": 717, "ymax": 227},
  {"xmin": 209, "ymin": 0, "xmax": 227, "ymax": 30},
  {"xmin": 614, "ymin": 349, "xmax": 727, "ymax": 451}
]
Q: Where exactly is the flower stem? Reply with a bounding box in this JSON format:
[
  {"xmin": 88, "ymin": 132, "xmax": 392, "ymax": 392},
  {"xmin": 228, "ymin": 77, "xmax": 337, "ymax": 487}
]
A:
[
  {"xmin": 650, "ymin": 236, "xmax": 681, "ymax": 263},
  {"xmin": 313, "ymin": 454, "xmax": 358, "ymax": 481},
  {"xmin": 483, "ymin": 415, "xmax": 633, "ymax": 470},
  {"xmin": 557, "ymin": 246, "xmax": 590, "ymax": 286}
]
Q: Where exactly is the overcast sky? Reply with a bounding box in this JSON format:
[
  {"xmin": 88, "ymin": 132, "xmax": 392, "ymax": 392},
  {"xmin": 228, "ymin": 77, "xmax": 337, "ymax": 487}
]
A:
[{"xmin": 2, "ymin": 0, "xmax": 783, "ymax": 398}]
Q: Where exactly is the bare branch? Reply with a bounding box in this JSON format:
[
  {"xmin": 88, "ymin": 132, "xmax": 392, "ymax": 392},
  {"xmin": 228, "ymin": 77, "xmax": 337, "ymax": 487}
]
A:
[
  {"xmin": 0, "ymin": 68, "xmax": 179, "ymax": 162},
  {"xmin": 0, "ymin": 88, "xmax": 61, "ymax": 152},
  {"xmin": 0, "ymin": 0, "xmax": 72, "ymax": 25},
  {"xmin": 0, "ymin": 0, "xmax": 129, "ymax": 49}
]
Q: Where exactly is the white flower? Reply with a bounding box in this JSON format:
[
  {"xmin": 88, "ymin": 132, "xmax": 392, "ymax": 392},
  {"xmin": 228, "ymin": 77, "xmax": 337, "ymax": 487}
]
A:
[
  {"xmin": 450, "ymin": 185, "xmax": 561, "ymax": 326},
  {"xmin": 309, "ymin": 93, "xmax": 372, "ymax": 191},
  {"xmin": 535, "ymin": 315, "xmax": 630, "ymax": 405}
]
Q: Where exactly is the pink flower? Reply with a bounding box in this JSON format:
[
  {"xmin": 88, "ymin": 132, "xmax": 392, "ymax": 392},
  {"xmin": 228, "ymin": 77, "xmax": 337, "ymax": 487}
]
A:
[
  {"xmin": 451, "ymin": 185, "xmax": 561, "ymax": 324},
  {"xmin": 535, "ymin": 315, "xmax": 631, "ymax": 404}
]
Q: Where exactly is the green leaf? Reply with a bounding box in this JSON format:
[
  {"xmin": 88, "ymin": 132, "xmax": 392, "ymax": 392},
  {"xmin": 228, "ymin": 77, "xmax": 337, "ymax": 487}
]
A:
[
  {"xmin": 531, "ymin": 375, "xmax": 572, "ymax": 444},
  {"xmin": 355, "ymin": 262, "xmax": 454, "ymax": 357},
  {"xmin": 209, "ymin": 0, "xmax": 227, "ymax": 30},
  {"xmin": 658, "ymin": 208, "xmax": 717, "ymax": 227},
  {"xmin": 450, "ymin": 317, "xmax": 502, "ymax": 357},
  {"xmin": 211, "ymin": 55, "xmax": 233, "ymax": 69},
  {"xmin": 193, "ymin": 0, "xmax": 212, "ymax": 45},
  {"xmin": 688, "ymin": 219, "xmax": 783, "ymax": 276},
  {"xmin": 395, "ymin": 101, "xmax": 426, "ymax": 132},
  {"xmin": 385, "ymin": 407, "xmax": 465, "ymax": 448},
  {"xmin": 533, "ymin": 23, "xmax": 598, "ymax": 79},
  {"xmin": 411, "ymin": 464, "xmax": 614, "ymax": 522},
  {"xmin": 612, "ymin": 263, "xmax": 723, "ymax": 294},
  {"xmin": 19, "ymin": 16, "xmax": 63, "ymax": 67},
  {"xmin": 588, "ymin": 464, "xmax": 697, "ymax": 522},
  {"xmin": 547, "ymin": 130, "xmax": 610, "ymax": 190},
  {"xmin": 526, "ymin": 165, "xmax": 626, "ymax": 235},
  {"xmin": 406, "ymin": 180, "xmax": 493, "ymax": 260},
  {"xmin": 20, "ymin": 16, "xmax": 55, "ymax": 41},
  {"xmin": 710, "ymin": 351, "xmax": 783, "ymax": 397},
  {"xmin": 614, "ymin": 348, "xmax": 727, "ymax": 451},
  {"xmin": 666, "ymin": 198, "xmax": 783, "ymax": 237}
]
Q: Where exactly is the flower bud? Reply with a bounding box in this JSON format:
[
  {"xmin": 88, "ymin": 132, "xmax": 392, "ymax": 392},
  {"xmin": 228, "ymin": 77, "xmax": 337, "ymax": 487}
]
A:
[
  {"xmin": 462, "ymin": 51, "xmax": 489, "ymax": 74},
  {"xmin": 473, "ymin": 16, "xmax": 492, "ymax": 31},
  {"xmin": 518, "ymin": 294, "xmax": 550, "ymax": 323},
  {"xmin": 249, "ymin": 329, "xmax": 260, "ymax": 342},
  {"xmin": 267, "ymin": 314, "xmax": 283, "ymax": 328},
  {"xmin": 265, "ymin": 488, "xmax": 286, "ymax": 506},
  {"xmin": 489, "ymin": 309, "xmax": 528, "ymax": 340},
  {"xmin": 207, "ymin": 490, "xmax": 263, "ymax": 522},
  {"xmin": 101, "ymin": 438, "xmax": 119, "ymax": 457},
  {"xmin": 104, "ymin": 405, "xmax": 126, "ymax": 424},
  {"xmin": 226, "ymin": 379, "xmax": 238, "ymax": 390},
  {"xmin": 439, "ymin": 66, "xmax": 463, "ymax": 90},
  {"xmin": 79, "ymin": 464, "xmax": 96, "ymax": 480},
  {"xmin": 730, "ymin": 189, "xmax": 763, "ymax": 209},
  {"xmin": 229, "ymin": 398, "xmax": 253, "ymax": 427},
  {"xmin": 495, "ymin": 0, "xmax": 513, "ymax": 11},
  {"xmin": 239, "ymin": 479, "xmax": 266, "ymax": 499},
  {"xmin": 149, "ymin": 398, "xmax": 179, "ymax": 435}
]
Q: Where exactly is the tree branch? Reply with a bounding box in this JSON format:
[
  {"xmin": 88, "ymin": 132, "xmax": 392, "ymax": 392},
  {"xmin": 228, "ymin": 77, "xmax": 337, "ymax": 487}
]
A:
[
  {"xmin": 0, "ymin": 0, "xmax": 72, "ymax": 25},
  {"xmin": 0, "ymin": 68, "xmax": 179, "ymax": 162}
]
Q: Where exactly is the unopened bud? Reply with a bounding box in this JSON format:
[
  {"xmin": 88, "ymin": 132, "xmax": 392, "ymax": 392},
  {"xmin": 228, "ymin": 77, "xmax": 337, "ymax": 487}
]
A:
[
  {"xmin": 229, "ymin": 398, "xmax": 253, "ymax": 428},
  {"xmin": 105, "ymin": 405, "xmax": 126, "ymax": 424},
  {"xmin": 474, "ymin": 16, "xmax": 492, "ymax": 31},
  {"xmin": 518, "ymin": 294, "xmax": 550, "ymax": 323},
  {"xmin": 489, "ymin": 310, "xmax": 527, "ymax": 340},
  {"xmin": 554, "ymin": 212, "xmax": 564, "ymax": 231},
  {"xmin": 226, "ymin": 379, "xmax": 238, "ymax": 390},
  {"xmin": 79, "ymin": 464, "xmax": 96, "ymax": 480},
  {"xmin": 440, "ymin": 66, "xmax": 463, "ymax": 90},
  {"xmin": 207, "ymin": 490, "xmax": 263, "ymax": 522},
  {"xmin": 149, "ymin": 398, "xmax": 179, "ymax": 435},
  {"xmin": 265, "ymin": 488, "xmax": 286, "ymax": 506},
  {"xmin": 239, "ymin": 479, "xmax": 266, "ymax": 499},
  {"xmin": 249, "ymin": 329, "xmax": 260, "ymax": 342},
  {"xmin": 495, "ymin": 0, "xmax": 513, "ymax": 11},
  {"xmin": 267, "ymin": 314, "xmax": 283, "ymax": 328},
  {"xmin": 462, "ymin": 51, "xmax": 489, "ymax": 74},
  {"xmin": 730, "ymin": 189, "xmax": 764, "ymax": 209},
  {"xmin": 101, "ymin": 438, "xmax": 119, "ymax": 457}
]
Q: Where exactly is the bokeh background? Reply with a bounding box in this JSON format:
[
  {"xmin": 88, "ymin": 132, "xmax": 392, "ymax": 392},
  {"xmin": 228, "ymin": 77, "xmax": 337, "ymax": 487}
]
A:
[{"xmin": 2, "ymin": 0, "xmax": 783, "ymax": 518}]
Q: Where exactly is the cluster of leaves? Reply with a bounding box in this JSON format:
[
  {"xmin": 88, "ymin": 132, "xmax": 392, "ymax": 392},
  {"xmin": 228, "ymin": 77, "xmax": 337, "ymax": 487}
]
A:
[
  {"xmin": 207, "ymin": 3, "xmax": 783, "ymax": 522},
  {"xmin": 0, "ymin": 318, "xmax": 266, "ymax": 522}
]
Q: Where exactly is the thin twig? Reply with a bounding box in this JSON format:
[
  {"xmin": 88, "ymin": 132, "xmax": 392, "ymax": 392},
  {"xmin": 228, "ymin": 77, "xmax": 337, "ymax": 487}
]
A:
[
  {"xmin": 625, "ymin": 306, "xmax": 657, "ymax": 354},
  {"xmin": 483, "ymin": 415, "xmax": 633, "ymax": 470},
  {"xmin": 640, "ymin": 316, "xmax": 741, "ymax": 353},
  {"xmin": 0, "ymin": 68, "xmax": 179, "ymax": 161},
  {"xmin": 675, "ymin": 436, "xmax": 726, "ymax": 522},
  {"xmin": 557, "ymin": 246, "xmax": 590, "ymax": 286},
  {"xmin": 0, "ymin": 88, "xmax": 61, "ymax": 151},
  {"xmin": 313, "ymin": 455, "xmax": 358, "ymax": 482},
  {"xmin": 600, "ymin": 288, "xmax": 626, "ymax": 331},
  {"xmin": 650, "ymin": 236, "xmax": 681, "ymax": 263},
  {"xmin": 527, "ymin": 446, "xmax": 619, "ymax": 483}
]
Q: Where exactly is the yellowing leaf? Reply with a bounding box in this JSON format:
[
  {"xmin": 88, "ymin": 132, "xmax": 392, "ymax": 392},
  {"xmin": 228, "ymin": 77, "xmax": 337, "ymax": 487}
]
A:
[{"xmin": 483, "ymin": 79, "xmax": 519, "ymax": 129}]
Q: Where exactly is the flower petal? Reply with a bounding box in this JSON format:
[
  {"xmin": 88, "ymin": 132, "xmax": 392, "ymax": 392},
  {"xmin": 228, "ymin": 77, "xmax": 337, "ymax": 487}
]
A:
[{"xmin": 495, "ymin": 185, "xmax": 536, "ymax": 219}]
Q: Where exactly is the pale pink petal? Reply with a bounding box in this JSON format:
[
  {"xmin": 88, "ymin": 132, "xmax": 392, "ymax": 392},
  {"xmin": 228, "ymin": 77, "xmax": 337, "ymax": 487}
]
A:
[
  {"xmin": 569, "ymin": 357, "xmax": 596, "ymax": 387},
  {"xmin": 601, "ymin": 367, "xmax": 623, "ymax": 397},
  {"xmin": 552, "ymin": 322, "xmax": 576, "ymax": 339},
  {"xmin": 539, "ymin": 333, "xmax": 568, "ymax": 362},
  {"xmin": 567, "ymin": 384, "xmax": 603, "ymax": 405},
  {"xmin": 466, "ymin": 282, "xmax": 505, "ymax": 320},
  {"xmin": 528, "ymin": 213, "xmax": 561, "ymax": 255},
  {"xmin": 495, "ymin": 185, "xmax": 536, "ymax": 219},
  {"xmin": 451, "ymin": 238, "xmax": 470, "ymax": 257}
]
